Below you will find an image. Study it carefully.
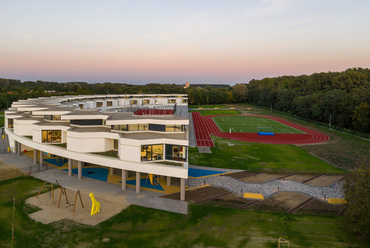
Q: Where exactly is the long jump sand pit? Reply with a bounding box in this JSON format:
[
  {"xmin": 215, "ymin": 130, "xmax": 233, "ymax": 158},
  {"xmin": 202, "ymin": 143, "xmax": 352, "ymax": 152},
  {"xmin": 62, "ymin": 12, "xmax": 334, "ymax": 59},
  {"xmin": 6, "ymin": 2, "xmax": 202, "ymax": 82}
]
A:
[
  {"xmin": 248, "ymin": 192, "xmax": 311, "ymax": 212},
  {"xmin": 26, "ymin": 190, "xmax": 130, "ymax": 226},
  {"xmin": 305, "ymin": 174, "xmax": 345, "ymax": 186},
  {"xmin": 239, "ymin": 173, "xmax": 291, "ymax": 183}
]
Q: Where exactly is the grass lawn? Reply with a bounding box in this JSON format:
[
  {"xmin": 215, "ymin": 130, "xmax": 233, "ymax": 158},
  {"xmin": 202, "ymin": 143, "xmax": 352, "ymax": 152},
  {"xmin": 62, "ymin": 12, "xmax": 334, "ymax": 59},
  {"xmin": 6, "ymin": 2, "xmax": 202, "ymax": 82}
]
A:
[
  {"xmin": 212, "ymin": 115, "xmax": 305, "ymax": 134},
  {"xmin": 1, "ymin": 176, "xmax": 368, "ymax": 248},
  {"xmin": 189, "ymin": 136, "xmax": 344, "ymax": 173}
]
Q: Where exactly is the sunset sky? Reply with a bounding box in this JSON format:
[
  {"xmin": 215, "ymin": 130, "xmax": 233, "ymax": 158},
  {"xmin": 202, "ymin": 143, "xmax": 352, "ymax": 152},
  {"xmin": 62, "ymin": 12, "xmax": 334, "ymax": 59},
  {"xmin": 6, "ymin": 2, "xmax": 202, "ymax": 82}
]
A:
[{"xmin": 1, "ymin": 0, "xmax": 369, "ymax": 84}]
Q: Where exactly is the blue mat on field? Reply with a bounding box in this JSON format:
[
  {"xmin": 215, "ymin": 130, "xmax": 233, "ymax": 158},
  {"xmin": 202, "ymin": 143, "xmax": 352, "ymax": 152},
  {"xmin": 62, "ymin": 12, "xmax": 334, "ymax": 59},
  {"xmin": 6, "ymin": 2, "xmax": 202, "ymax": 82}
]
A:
[
  {"xmin": 188, "ymin": 168, "xmax": 225, "ymax": 178},
  {"xmin": 122, "ymin": 178, "xmax": 164, "ymax": 191},
  {"xmin": 258, "ymin": 132, "xmax": 275, "ymax": 136},
  {"xmin": 63, "ymin": 167, "xmax": 109, "ymax": 182},
  {"xmin": 44, "ymin": 158, "xmax": 68, "ymax": 167}
]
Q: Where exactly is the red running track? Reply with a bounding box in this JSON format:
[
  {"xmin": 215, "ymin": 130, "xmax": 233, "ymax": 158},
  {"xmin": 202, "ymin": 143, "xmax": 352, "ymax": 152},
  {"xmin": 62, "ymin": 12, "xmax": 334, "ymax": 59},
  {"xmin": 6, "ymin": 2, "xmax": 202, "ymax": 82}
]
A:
[
  {"xmin": 134, "ymin": 109, "xmax": 174, "ymax": 115},
  {"xmin": 192, "ymin": 113, "xmax": 330, "ymax": 146}
]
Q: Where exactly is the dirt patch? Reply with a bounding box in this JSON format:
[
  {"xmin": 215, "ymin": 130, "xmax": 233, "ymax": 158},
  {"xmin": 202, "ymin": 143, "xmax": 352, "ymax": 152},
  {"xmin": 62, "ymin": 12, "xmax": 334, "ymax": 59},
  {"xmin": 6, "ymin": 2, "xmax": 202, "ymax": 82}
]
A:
[
  {"xmin": 226, "ymin": 171, "xmax": 258, "ymax": 179},
  {"xmin": 161, "ymin": 186, "xmax": 229, "ymax": 203},
  {"xmin": 284, "ymin": 174, "xmax": 318, "ymax": 183},
  {"xmin": 296, "ymin": 199, "xmax": 343, "ymax": 215},
  {"xmin": 239, "ymin": 173, "xmax": 289, "ymax": 183},
  {"xmin": 26, "ymin": 190, "xmax": 130, "ymax": 226},
  {"xmin": 305, "ymin": 175, "xmax": 345, "ymax": 186},
  {"xmin": 257, "ymin": 192, "xmax": 311, "ymax": 209},
  {"xmin": 0, "ymin": 159, "xmax": 25, "ymax": 181}
]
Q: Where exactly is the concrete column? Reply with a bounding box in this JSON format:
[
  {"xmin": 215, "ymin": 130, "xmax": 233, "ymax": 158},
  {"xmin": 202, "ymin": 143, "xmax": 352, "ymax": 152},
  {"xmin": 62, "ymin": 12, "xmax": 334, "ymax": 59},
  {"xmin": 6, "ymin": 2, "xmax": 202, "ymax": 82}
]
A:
[
  {"xmin": 33, "ymin": 149, "xmax": 38, "ymax": 165},
  {"xmin": 180, "ymin": 178, "xmax": 186, "ymax": 201},
  {"xmin": 78, "ymin": 161, "xmax": 82, "ymax": 180},
  {"xmin": 68, "ymin": 159, "xmax": 72, "ymax": 177},
  {"xmin": 167, "ymin": 176, "xmax": 171, "ymax": 186},
  {"xmin": 110, "ymin": 168, "xmax": 114, "ymax": 175},
  {"xmin": 13, "ymin": 141, "xmax": 17, "ymax": 154},
  {"xmin": 18, "ymin": 142, "xmax": 22, "ymax": 155},
  {"xmin": 136, "ymin": 172, "xmax": 141, "ymax": 193},
  {"xmin": 39, "ymin": 150, "xmax": 43, "ymax": 168},
  {"xmin": 122, "ymin": 169, "xmax": 127, "ymax": 190}
]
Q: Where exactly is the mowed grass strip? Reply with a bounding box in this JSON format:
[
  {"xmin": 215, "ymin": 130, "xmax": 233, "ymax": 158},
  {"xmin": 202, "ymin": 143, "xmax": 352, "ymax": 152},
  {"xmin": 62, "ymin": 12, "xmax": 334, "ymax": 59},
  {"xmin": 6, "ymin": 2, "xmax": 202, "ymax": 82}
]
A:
[
  {"xmin": 189, "ymin": 136, "xmax": 344, "ymax": 173},
  {"xmin": 1, "ymin": 176, "xmax": 368, "ymax": 248},
  {"xmin": 212, "ymin": 115, "xmax": 305, "ymax": 134},
  {"xmin": 195, "ymin": 109, "xmax": 240, "ymax": 116}
]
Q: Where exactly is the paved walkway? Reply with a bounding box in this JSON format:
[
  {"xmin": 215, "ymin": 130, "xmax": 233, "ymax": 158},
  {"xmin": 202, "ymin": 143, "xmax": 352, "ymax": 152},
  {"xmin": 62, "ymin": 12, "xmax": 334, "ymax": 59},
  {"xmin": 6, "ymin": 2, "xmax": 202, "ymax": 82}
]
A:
[{"xmin": 187, "ymin": 174, "xmax": 344, "ymax": 200}]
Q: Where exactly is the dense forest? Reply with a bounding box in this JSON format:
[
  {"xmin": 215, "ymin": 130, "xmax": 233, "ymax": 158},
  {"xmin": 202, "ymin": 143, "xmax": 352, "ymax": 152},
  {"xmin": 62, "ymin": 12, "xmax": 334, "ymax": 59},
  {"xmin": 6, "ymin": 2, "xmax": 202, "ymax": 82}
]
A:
[
  {"xmin": 247, "ymin": 68, "xmax": 369, "ymax": 134},
  {"xmin": 0, "ymin": 67, "xmax": 369, "ymax": 134}
]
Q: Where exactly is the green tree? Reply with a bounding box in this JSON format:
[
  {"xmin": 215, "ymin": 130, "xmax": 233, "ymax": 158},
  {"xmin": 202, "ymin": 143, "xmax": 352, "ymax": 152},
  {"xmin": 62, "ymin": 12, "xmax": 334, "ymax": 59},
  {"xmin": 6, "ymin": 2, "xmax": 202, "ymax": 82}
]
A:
[
  {"xmin": 352, "ymin": 103, "xmax": 369, "ymax": 133},
  {"xmin": 232, "ymin": 83, "xmax": 247, "ymax": 103},
  {"xmin": 343, "ymin": 163, "xmax": 370, "ymax": 239}
]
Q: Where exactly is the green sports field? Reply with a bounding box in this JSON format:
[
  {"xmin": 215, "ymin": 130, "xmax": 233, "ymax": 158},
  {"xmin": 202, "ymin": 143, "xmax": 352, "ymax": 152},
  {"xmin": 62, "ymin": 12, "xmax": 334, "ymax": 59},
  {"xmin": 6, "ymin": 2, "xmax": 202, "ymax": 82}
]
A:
[{"xmin": 212, "ymin": 115, "xmax": 306, "ymax": 134}]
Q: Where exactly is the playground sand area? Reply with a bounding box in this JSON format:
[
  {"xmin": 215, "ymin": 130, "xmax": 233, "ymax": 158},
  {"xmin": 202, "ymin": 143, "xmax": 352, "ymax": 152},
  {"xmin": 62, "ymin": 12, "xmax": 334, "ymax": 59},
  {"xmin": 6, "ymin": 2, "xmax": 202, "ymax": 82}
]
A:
[
  {"xmin": 0, "ymin": 159, "xmax": 25, "ymax": 181},
  {"xmin": 26, "ymin": 190, "xmax": 130, "ymax": 226}
]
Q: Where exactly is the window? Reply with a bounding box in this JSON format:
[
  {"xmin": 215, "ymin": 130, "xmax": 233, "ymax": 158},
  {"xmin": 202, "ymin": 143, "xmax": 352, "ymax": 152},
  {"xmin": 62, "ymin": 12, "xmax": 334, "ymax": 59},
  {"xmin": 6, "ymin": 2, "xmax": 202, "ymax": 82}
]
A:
[
  {"xmin": 79, "ymin": 104, "xmax": 84, "ymax": 109},
  {"xmin": 107, "ymin": 101, "xmax": 113, "ymax": 106},
  {"xmin": 96, "ymin": 102, "xmax": 103, "ymax": 107},
  {"xmin": 70, "ymin": 119, "xmax": 104, "ymax": 126},
  {"xmin": 130, "ymin": 100, "xmax": 138, "ymax": 105},
  {"xmin": 165, "ymin": 125, "xmax": 184, "ymax": 132},
  {"xmin": 167, "ymin": 99, "xmax": 176, "ymax": 104},
  {"xmin": 42, "ymin": 130, "xmax": 62, "ymax": 143},
  {"xmin": 44, "ymin": 115, "xmax": 61, "ymax": 121},
  {"xmin": 165, "ymin": 145, "xmax": 187, "ymax": 162},
  {"xmin": 141, "ymin": 144, "xmax": 163, "ymax": 161},
  {"xmin": 143, "ymin": 99, "xmax": 150, "ymax": 104},
  {"xmin": 8, "ymin": 119, "xmax": 14, "ymax": 129},
  {"xmin": 114, "ymin": 139, "xmax": 119, "ymax": 150},
  {"xmin": 182, "ymin": 99, "xmax": 188, "ymax": 103},
  {"xmin": 112, "ymin": 124, "xmax": 148, "ymax": 132}
]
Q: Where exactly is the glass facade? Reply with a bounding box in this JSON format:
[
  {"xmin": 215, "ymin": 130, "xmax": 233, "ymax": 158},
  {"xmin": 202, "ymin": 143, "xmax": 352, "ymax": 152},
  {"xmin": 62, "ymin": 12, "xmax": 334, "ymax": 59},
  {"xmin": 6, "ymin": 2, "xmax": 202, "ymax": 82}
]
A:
[
  {"xmin": 165, "ymin": 144, "xmax": 187, "ymax": 162},
  {"xmin": 112, "ymin": 124, "xmax": 184, "ymax": 132},
  {"xmin": 44, "ymin": 115, "xmax": 61, "ymax": 121},
  {"xmin": 141, "ymin": 144, "xmax": 163, "ymax": 161},
  {"xmin": 42, "ymin": 130, "xmax": 62, "ymax": 143},
  {"xmin": 8, "ymin": 119, "xmax": 14, "ymax": 129},
  {"xmin": 107, "ymin": 101, "xmax": 113, "ymax": 106}
]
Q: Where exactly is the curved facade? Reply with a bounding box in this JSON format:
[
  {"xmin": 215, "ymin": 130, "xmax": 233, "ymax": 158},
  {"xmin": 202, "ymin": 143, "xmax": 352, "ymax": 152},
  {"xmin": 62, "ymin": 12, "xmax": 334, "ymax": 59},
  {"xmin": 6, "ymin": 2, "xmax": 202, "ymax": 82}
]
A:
[{"xmin": 4, "ymin": 94, "xmax": 189, "ymax": 200}]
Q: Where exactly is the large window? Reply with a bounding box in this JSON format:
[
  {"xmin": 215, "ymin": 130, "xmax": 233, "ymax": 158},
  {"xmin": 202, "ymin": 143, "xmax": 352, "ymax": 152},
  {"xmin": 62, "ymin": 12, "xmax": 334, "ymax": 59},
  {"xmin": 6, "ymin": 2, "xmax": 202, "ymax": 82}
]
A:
[
  {"xmin": 70, "ymin": 119, "xmax": 104, "ymax": 126},
  {"xmin": 130, "ymin": 100, "xmax": 138, "ymax": 105},
  {"xmin": 107, "ymin": 101, "xmax": 113, "ymax": 106},
  {"xmin": 44, "ymin": 115, "xmax": 61, "ymax": 121},
  {"xmin": 114, "ymin": 139, "xmax": 118, "ymax": 150},
  {"xmin": 112, "ymin": 124, "xmax": 148, "ymax": 131},
  {"xmin": 165, "ymin": 125, "xmax": 185, "ymax": 132},
  {"xmin": 141, "ymin": 144, "xmax": 163, "ymax": 161},
  {"xmin": 143, "ymin": 99, "xmax": 150, "ymax": 104},
  {"xmin": 182, "ymin": 99, "xmax": 188, "ymax": 103},
  {"xmin": 165, "ymin": 145, "xmax": 187, "ymax": 162},
  {"xmin": 8, "ymin": 119, "xmax": 14, "ymax": 129},
  {"xmin": 167, "ymin": 99, "xmax": 176, "ymax": 104},
  {"xmin": 42, "ymin": 130, "xmax": 61, "ymax": 143},
  {"xmin": 96, "ymin": 102, "xmax": 103, "ymax": 107}
]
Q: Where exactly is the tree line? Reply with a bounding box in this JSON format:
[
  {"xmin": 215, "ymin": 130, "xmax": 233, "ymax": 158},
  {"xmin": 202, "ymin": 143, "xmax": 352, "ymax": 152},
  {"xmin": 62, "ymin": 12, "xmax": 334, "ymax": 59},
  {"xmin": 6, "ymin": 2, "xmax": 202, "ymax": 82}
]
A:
[
  {"xmin": 246, "ymin": 68, "xmax": 369, "ymax": 134},
  {"xmin": 1, "ymin": 67, "xmax": 369, "ymax": 134}
]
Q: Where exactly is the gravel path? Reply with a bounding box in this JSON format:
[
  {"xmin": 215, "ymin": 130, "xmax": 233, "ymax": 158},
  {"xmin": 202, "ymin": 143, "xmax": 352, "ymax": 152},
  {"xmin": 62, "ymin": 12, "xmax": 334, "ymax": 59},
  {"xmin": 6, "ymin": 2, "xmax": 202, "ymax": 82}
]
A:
[{"xmin": 187, "ymin": 175, "xmax": 344, "ymax": 200}]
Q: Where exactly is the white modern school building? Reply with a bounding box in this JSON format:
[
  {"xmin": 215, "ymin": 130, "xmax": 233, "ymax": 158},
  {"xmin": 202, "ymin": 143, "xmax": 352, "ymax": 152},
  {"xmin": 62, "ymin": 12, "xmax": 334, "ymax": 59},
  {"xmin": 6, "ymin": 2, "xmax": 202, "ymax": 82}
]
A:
[{"xmin": 4, "ymin": 94, "xmax": 189, "ymax": 200}]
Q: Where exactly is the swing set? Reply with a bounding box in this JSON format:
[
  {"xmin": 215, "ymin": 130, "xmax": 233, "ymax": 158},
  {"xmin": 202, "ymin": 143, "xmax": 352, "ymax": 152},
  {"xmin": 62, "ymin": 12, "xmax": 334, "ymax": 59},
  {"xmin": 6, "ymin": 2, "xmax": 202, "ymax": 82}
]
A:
[{"xmin": 36, "ymin": 180, "xmax": 84, "ymax": 213}]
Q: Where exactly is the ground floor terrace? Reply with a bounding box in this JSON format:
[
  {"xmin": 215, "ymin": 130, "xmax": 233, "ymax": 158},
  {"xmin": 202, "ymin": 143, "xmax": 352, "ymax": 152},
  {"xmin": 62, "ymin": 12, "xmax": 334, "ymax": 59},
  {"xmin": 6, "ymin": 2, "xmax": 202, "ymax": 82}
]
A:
[{"xmin": 4, "ymin": 129, "xmax": 190, "ymax": 200}]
